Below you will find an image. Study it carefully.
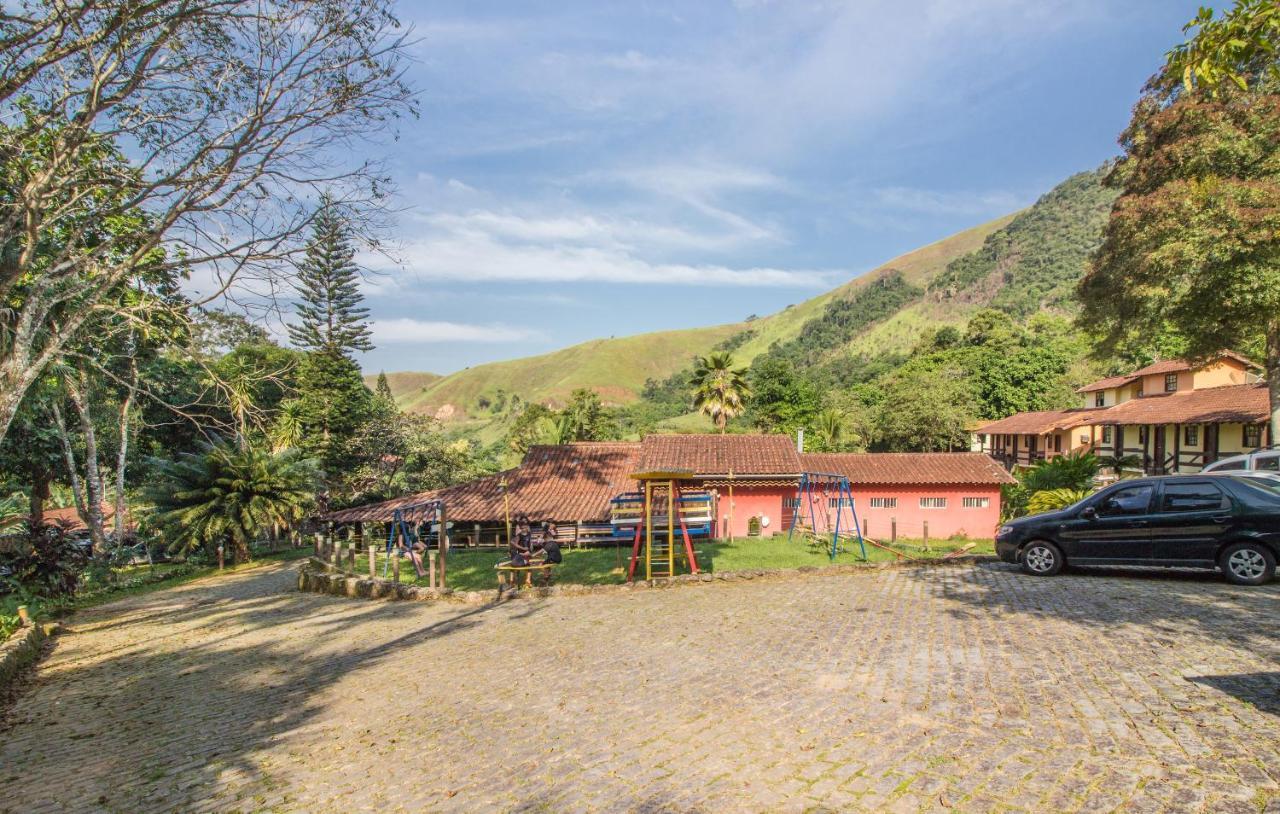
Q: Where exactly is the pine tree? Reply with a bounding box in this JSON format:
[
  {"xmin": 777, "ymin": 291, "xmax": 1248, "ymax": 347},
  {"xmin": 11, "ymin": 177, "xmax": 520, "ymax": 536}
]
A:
[
  {"xmin": 375, "ymin": 371, "xmax": 394, "ymax": 403},
  {"xmin": 287, "ymin": 198, "xmax": 374, "ymax": 357}
]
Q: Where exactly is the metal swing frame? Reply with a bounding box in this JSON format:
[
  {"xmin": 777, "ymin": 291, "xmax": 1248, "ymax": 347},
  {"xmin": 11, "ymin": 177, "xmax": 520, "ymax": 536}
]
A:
[{"xmin": 787, "ymin": 472, "xmax": 867, "ymax": 561}]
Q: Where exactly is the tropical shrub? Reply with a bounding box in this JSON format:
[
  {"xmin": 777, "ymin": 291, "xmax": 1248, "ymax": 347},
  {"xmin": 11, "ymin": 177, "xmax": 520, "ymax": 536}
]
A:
[
  {"xmin": 145, "ymin": 439, "xmax": 321, "ymax": 564},
  {"xmin": 0, "ymin": 522, "xmax": 89, "ymax": 597},
  {"xmin": 1020, "ymin": 450, "xmax": 1100, "ymax": 493},
  {"xmin": 1026, "ymin": 488, "xmax": 1093, "ymax": 516}
]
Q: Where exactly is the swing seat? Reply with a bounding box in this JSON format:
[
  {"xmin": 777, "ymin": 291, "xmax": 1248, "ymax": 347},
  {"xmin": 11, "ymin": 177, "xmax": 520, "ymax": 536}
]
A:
[{"xmin": 495, "ymin": 560, "xmax": 555, "ymax": 589}]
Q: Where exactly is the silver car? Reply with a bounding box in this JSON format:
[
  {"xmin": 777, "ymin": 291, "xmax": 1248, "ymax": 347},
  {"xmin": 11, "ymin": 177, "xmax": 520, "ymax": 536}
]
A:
[{"xmin": 1203, "ymin": 449, "xmax": 1280, "ymax": 473}]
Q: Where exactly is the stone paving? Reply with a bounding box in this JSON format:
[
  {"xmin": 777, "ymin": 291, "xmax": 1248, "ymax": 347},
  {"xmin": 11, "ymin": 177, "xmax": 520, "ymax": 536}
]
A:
[{"xmin": 1, "ymin": 560, "xmax": 1279, "ymax": 813}]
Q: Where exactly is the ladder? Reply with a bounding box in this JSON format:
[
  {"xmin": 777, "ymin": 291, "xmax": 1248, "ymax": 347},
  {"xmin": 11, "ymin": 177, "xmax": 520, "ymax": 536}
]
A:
[{"xmin": 626, "ymin": 480, "xmax": 700, "ymax": 581}]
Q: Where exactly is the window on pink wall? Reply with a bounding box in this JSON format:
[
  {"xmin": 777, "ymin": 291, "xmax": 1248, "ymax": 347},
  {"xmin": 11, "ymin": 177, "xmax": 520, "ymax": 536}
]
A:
[
  {"xmin": 962, "ymin": 497, "xmax": 990, "ymax": 508},
  {"xmin": 869, "ymin": 497, "xmax": 897, "ymax": 508},
  {"xmin": 919, "ymin": 497, "xmax": 947, "ymax": 509}
]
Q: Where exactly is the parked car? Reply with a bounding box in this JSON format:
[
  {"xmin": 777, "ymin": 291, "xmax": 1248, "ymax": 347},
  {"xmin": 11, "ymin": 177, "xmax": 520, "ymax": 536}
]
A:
[
  {"xmin": 1202, "ymin": 448, "xmax": 1280, "ymax": 473},
  {"xmin": 996, "ymin": 475, "xmax": 1280, "ymax": 585}
]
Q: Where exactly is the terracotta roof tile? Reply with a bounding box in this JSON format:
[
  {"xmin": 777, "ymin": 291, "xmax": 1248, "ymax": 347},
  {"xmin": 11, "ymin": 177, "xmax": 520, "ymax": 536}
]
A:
[
  {"xmin": 1097, "ymin": 383, "xmax": 1269, "ymax": 426},
  {"xmin": 974, "ymin": 409, "xmax": 1102, "ymax": 436},
  {"xmin": 801, "ymin": 453, "xmax": 1016, "ymax": 485},
  {"xmin": 640, "ymin": 434, "xmax": 802, "ymax": 477},
  {"xmin": 1077, "ymin": 374, "xmax": 1139, "ymax": 393},
  {"xmin": 324, "ymin": 442, "xmax": 641, "ymax": 524}
]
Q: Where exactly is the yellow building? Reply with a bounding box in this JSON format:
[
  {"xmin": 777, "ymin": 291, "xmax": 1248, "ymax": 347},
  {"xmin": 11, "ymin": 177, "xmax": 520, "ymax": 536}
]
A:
[{"xmin": 975, "ymin": 352, "xmax": 1269, "ymax": 474}]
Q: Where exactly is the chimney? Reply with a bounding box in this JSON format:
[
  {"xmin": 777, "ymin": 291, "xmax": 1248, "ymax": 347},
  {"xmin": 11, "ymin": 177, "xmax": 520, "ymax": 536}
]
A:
[{"xmin": 796, "ymin": 428, "xmax": 805, "ymax": 453}]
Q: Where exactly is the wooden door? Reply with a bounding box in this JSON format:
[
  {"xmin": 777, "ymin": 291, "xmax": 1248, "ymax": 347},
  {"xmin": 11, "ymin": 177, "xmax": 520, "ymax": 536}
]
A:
[{"xmin": 1204, "ymin": 423, "xmax": 1219, "ymax": 464}]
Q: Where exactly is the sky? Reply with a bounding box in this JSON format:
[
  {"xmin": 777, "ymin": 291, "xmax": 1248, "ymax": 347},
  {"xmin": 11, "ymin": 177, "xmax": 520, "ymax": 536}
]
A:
[{"xmin": 344, "ymin": 0, "xmax": 1205, "ymax": 375}]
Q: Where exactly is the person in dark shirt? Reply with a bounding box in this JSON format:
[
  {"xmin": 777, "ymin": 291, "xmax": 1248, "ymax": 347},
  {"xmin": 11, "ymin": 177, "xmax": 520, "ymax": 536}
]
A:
[
  {"xmin": 510, "ymin": 515, "xmax": 532, "ymax": 566},
  {"xmin": 537, "ymin": 521, "xmax": 563, "ymax": 564}
]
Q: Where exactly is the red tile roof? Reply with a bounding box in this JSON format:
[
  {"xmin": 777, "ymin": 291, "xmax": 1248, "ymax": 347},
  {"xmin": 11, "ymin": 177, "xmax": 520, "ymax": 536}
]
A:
[
  {"xmin": 39, "ymin": 504, "xmax": 132, "ymax": 534},
  {"xmin": 1077, "ymin": 374, "xmax": 1139, "ymax": 393},
  {"xmin": 974, "ymin": 409, "xmax": 1104, "ymax": 436},
  {"xmin": 801, "ymin": 453, "xmax": 1015, "ymax": 485},
  {"xmin": 1129, "ymin": 350, "xmax": 1258, "ymax": 378},
  {"xmin": 324, "ymin": 442, "xmax": 641, "ymax": 524},
  {"xmin": 1097, "ymin": 383, "xmax": 1269, "ymax": 426},
  {"xmin": 640, "ymin": 433, "xmax": 802, "ymax": 477}
]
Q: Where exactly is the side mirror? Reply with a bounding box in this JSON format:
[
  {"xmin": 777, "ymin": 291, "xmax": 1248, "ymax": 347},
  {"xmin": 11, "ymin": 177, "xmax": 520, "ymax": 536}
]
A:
[{"xmin": 1081, "ymin": 506, "xmax": 1097, "ymax": 520}]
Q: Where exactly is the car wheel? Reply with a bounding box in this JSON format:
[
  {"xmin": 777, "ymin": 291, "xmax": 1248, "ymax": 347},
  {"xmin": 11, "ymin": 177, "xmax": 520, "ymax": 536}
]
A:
[
  {"xmin": 1021, "ymin": 541, "xmax": 1064, "ymax": 576},
  {"xmin": 1219, "ymin": 542, "xmax": 1276, "ymax": 586}
]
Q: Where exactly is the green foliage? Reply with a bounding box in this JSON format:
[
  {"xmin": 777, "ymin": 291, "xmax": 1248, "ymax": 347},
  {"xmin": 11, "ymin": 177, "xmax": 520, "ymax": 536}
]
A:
[
  {"xmin": 1019, "ymin": 450, "xmax": 1100, "ymax": 493},
  {"xmin": 871, "ymin": 364, "xmax": 976, "ymax": 451},
  {"xmin": 375, "ymin": 371, "xmax": 394, "ymax": 403},
  {"xmin": 1026, "ymin": 488, "xmax": 1092, "ymax": 516},
  {"xmin": 1164, "ymin": 1, "xmax": 1280, "ymax": 95},
  {"xmin": 0, "ymin": 523, "xmax": 89, "ymax": 597},
  {"xmin": 691, "ymin": 352, "xmax": 751, "ymax": 433},
  {"xmin": 930, "ymin": 169, "xmax": 1118, "ymax": 317},
  {"xmin": 292, "ymin": 349, "xmax": 375, "ymax": 479},
  {"xmin": 746, "ymin": 355, "xmax": 821, "ymax": 434},
  {"xmin": 1081, "ymin": 71, "xmax": 1280, "ymax": 426},
  {"xmin": 145, "ymin": 439, "xmax": 321, "ymax": 563},
  {"xmin": 507, "ymin": 403, "xmax": 559, "ymax": 456},
  {"xmin": 1099, "ymin": 453, "xmax": 1142, "ymax": 477},
  {"xmin": 557, "ymin": 389, "xmax": 615, "ymax": 443},
  {"xmin": 287, "ymin": 198, "xmax": 373, "ymax": 357}
]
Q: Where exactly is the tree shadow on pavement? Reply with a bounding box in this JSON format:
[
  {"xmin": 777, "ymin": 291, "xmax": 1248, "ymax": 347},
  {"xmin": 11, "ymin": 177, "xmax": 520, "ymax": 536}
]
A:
[
  {"xmin": 0, "ymin": 562, "xmax": 547, "ymax": 813},
  {"xmin": 1186, "ymin": 672, "xmax": 1280, "ymax": 716}
]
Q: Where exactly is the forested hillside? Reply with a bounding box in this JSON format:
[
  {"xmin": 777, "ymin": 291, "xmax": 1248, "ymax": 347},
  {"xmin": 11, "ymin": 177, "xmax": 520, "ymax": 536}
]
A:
[{"xmin": 387, "ymin": 164, "xmax": 1130, "ymax": 458}]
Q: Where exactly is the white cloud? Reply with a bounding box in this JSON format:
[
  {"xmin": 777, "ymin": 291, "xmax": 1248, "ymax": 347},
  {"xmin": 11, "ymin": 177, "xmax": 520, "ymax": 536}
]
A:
[
  {"xmin": 379, "ymin": 231, "xmax": 836, "ymax": 288},
  {"xmin": 370, "ymin": 318, "xmax": 544, "ymax": 344}
]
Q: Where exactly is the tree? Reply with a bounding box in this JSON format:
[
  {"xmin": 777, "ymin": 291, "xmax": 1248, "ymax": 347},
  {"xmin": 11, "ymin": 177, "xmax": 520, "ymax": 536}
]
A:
[
  {"xmin": 292, "ymin": 350, "xmax": 374, "ymax": 482},
  {"xmin": 1080, "ymin": 11, "xmax": 1280, "ymax": 440},
  {"xmin": 872, "ymin": 366, "xmax": 976, "ymax": 452},
  {"xmin": 747, "ymin": 356, "xmax": 821, "ymax": 434},
  {"xmin": 287, "ymin": 200, "xmax": 374, "ymax": 357},
  {"xmin": 1020, "ymin": 450, "xmax": 1100, "ymax": 493},
  {"xmin": 691, "ymin": 353, "xmax": 751, "ymax": 433},
  {"xmin": 376, "ymin": 372, "xmax": 395, "ymax": 403},
  {"xmin": 145, "ymin": 439, "xmax": 320, "ymax": 564},
  {"xmin": 557, "ymin": 389, "xmax": 613, "ymax": 443},
  {"xmin": 507, "ymin": 403, "xmax": 559, "ymax": 457},
  {"xmin": 0, "ymin": 0, "xmax": 414, "ymax": 442},
  {"xmin": 1165, "ymin": 1, "xmax": 1280, "ymax": 95},
  {"xmin": 1026, "ymin": 488, "xmax": 1092, "ymax": 516}
]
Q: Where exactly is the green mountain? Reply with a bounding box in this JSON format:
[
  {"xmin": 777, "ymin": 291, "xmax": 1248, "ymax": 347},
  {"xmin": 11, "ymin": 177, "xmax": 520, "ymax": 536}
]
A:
[{"xmin": 386, "ymin": 166, "xmax": 1117, "ymax": 440}]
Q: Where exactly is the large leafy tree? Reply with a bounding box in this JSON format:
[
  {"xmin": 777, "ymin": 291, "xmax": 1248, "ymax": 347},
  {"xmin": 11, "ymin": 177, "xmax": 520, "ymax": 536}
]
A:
[
  {"xmin": 557, "ymin": 388, "xmax": 613, "ymax": 443},
  {"xmin": 0, "ymin": 1, "xmax": 414, "ymax": 442},
  {"xmin": 145, "ymin": 439, "xmax": 320, "ymax": 564},
  {"xmin": 691, "ymin": 352, "xmax": 751, "ymax": 434},
  {"xmin": 872, "ymin": 365, "xmax": 976, "ymax": 452},
  {"xmin": 1080, "ymin": 2, "xmax": 1280, "ymax": 439},
  {"xmin": 287, "ymin": 200, "xmax": 374, "ymax": 357},
  {"xmin": 747, "ymin": 355, "xmax": 821, "ymax": 434}
]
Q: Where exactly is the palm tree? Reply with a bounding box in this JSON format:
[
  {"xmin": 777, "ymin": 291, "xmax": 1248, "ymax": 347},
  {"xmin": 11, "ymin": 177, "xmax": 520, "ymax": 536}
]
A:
[
  {"xmin": 145, "ymin": 438, "xmax": 321, "ymax": 564},
  {"xmin": 814, "ymin": 408, "xmax": 846, "ymax": 451},
  {"xmin": 1099, "ymin": 452, "xmax": 1142, "ymax": 478},
  {"xmin": 690, "ymin": 352, "xmax": 750, "ymax": 434}
]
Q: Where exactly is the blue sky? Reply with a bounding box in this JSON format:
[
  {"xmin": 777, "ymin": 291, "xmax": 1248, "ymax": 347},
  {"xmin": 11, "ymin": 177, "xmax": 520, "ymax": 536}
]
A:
[{"xmin": 353, "ymin": 0, "xmax": 1203, "ymax": 375}]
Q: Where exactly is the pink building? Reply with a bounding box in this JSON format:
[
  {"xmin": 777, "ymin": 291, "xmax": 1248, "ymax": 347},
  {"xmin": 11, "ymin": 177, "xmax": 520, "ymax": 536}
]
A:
[{"xmin": 800, "ymin": 453, "xmax": 1014, "ymax": 540}]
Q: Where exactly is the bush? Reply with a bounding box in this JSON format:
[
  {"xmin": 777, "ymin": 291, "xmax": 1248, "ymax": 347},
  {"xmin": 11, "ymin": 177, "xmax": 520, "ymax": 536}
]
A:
[
  {"xmin": 1026, "ymin": 488, "xmax": 1092, "ymax": 515},
  {"xmin": 0, "ymin": 523, "xmax": 89, "ymax": 598}
]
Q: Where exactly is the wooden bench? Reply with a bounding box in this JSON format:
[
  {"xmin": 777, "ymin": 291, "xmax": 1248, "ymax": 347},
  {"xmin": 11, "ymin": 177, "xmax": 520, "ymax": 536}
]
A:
[{"xmin": 495, "ymin": 560, "xmax": 555, "ymax": 589}]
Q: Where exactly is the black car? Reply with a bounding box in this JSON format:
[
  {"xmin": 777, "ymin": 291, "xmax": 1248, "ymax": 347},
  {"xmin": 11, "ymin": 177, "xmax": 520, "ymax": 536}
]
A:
[{"xmin": 996, "ymin": 475, "xmax": 1280, "ymax": 585}]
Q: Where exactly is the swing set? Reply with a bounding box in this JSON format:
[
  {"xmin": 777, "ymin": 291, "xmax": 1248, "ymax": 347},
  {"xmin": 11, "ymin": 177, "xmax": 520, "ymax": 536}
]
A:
[
  {"xmin": 787, "ymin": 472, "xmax": 867, "ymax": 561},
  {"xmin": 383, "ymin": 500, "xmax": 449, "ymax": 588}
]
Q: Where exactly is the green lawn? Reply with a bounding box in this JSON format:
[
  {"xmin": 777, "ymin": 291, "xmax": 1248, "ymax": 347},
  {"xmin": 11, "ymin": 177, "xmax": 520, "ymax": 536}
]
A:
[{"xmin": 348, "ymin": 534, "xmax": 994, "ymax": 593}]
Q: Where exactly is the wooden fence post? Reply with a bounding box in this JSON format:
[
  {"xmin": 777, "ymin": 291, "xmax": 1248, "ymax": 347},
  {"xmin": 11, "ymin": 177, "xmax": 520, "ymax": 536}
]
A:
[
  {"xmin": 392, "ymin": 552, "xmax": 400, "ymax": 584},
  {"xmin": 923, "ymin": 520, "xmax": 930, "ymax": 551},
  {"xmin": 473, "ymin": 523, "xmax": 481, "ymax": 549},
  {"xmin": 368, "ymin": 540, "xmax": 376, "ymax": 579},
  {"xmin": 313, "ymin": 532, "xmax": 323, "ymax": 557},
  {"xmin": 437, "ymin": 505, "xmax": 448, "ymax": 589},
  {"xmin": 890, "ymin": 517, "xmax": 897, "ymax": 543},
  {"xmin": 346, "ymin": 544, "xmax": 355, "ymax": 572},
  {"xmin": 862, "ymin": 518, "xmax": 869, "ymax": 539}
]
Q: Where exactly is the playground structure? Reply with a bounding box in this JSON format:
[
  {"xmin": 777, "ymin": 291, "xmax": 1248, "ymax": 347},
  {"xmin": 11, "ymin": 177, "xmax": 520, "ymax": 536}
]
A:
[
  {"xmin": 384, "ymin": 500, "xmax": 449, "ymax": 589},
  {"xmin": 787, "ymin": 472, "xmax": 868, "ymax": 561},
  {"xmin": 614, "ymin": 471, "xmax": 710, "ymax": 581}
]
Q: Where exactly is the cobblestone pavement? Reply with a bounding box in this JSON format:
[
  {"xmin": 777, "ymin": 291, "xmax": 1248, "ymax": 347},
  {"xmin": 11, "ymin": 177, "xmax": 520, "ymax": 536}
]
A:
[{"xmin": 1, "ymin": 561, "xmax": 1278, "ymax": 813}]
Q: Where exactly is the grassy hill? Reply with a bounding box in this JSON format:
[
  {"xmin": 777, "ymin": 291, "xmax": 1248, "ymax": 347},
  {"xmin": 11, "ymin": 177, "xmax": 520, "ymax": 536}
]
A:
[
  {"xmin": 389, "ymin": 209, "xmax": 1018, "ymax": 423},
  {"xmin": 362, "ymin": 371, "xmax": 441, "ymax": 401}
]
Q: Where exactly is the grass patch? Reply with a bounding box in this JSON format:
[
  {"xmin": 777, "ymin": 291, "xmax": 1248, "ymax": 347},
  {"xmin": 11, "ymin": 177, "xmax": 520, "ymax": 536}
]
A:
[{"xmin": 349, "ymin": 534, "xmax": 993, "ymax": 593}]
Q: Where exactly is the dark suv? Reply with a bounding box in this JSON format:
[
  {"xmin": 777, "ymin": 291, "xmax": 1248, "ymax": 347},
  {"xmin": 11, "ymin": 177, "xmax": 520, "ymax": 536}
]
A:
[{"xmin": 996, "ymin": 475, "xmax": 1280, "ymax": 585}]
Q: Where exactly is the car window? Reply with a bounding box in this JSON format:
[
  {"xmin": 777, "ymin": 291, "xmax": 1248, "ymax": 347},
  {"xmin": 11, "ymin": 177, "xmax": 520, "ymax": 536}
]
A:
[
  {"xmin": 1159, "ymin": 482, "xmax": 1229, "ymax": 512},
  {"xmin": 1254, "ymin": 453, "xmax": 1280, "ymax": 472},
  {"xmin": 1212, "ymin": 458, "xmax": 1247, "ymax": 471},
  {"xmin": 1097, "ymin": 484, "xmax": 1154, "ymax": 516}
]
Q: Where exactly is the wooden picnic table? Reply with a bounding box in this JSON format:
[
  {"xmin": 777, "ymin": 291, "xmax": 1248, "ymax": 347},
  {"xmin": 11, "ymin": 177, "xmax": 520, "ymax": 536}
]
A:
[{"xmin": 495, "ymin": 559, "xmax": 555, "ymax": 589}]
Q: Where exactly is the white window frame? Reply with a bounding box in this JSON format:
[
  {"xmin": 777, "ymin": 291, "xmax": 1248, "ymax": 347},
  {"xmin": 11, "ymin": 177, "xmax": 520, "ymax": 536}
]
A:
[
  {"xmin": 962, "ymin": 497, "xmax": 990, "ymax": 509},
  {"xmin": 919, "ymin": 497, "xmax": 947, "ymax": 509},
  {"xmin": 869, "ymin": 497, "xmax": 897, "ymax": 509}
]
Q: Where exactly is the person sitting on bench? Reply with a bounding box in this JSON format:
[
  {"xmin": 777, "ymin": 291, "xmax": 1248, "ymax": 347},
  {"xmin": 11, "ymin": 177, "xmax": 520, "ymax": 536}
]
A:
[
  {"xmin": 510, "ymin": 515, "xmax": 532, "ymax": 566},
  {"xmin": 535, "ymin": 521, "xmax": 563, "ymax": 565}
]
